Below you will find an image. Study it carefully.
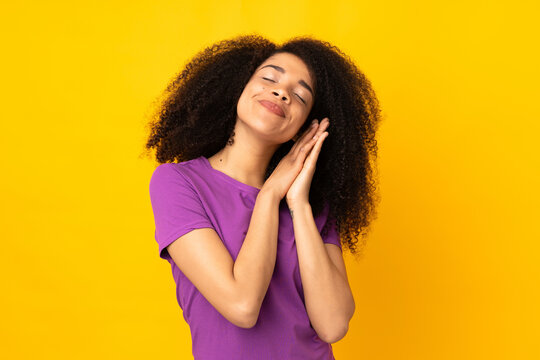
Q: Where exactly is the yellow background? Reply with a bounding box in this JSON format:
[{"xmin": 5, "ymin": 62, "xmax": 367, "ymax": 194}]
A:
[{"xmin": 1, "ymin": 0, "xmax": 538, "ymax": 359}]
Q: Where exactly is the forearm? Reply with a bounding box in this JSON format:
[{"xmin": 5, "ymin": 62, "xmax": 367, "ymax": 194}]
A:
[
  {"xmin": 290, "ymin": 201, "xmax": 355, "ymax": 342},
  {"xmin": 233, "ymin": 188, "xmax": 281, "ymax": 322}
]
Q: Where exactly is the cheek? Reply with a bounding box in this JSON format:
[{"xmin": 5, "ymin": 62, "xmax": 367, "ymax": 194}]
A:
[
  {"xmin": 236, "ymin": 82, "xmax": 263, "ymax": 114},
  {"xmin": 294, "ymin": 107, "xmax": 310, "ymax": 124},
  {"xmin": 236, "ymin": 90, "xmax": 255, "ymax": 120}
]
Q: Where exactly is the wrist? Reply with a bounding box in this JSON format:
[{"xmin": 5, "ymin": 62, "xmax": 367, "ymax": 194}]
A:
[
  {"xmin": 258, "ymin": 187, "xmax": 282, "ymax": 203},
  {"xmin": 286, "ymin": 198, "xmax": 311, "ymax": 211}
]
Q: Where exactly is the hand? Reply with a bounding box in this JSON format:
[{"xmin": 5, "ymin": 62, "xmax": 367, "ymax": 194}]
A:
[
  {"xmin": 286, "ymin": 118, "xmax": 329, "ymax": 206},
  {"xmin": 261, "ymin": 117, "xmax": 330, "ymax": 202}
]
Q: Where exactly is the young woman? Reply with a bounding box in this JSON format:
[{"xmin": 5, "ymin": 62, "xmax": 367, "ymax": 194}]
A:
[{"xmin": 146, "ymin": 34, "xmax": 381, "ymax": 359}]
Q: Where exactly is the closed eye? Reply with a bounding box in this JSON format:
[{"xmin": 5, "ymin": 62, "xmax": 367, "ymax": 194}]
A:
[{"xmin": 262, "ymin": 77, "xmax": 306, "ymax": 105}]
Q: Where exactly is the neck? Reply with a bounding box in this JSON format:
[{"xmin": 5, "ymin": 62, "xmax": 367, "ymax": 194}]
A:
[{"xmin": 208, "ymin": 124, "xmax": 282, "ymax": 190}]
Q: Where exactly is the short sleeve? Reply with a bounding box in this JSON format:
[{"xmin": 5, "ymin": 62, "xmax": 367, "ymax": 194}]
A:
[
  {"xmin": 149, "ymin": 163, "xmax": 215, "ymax": 261},
  {"xmin": 320, "ymin": 203, "xmax": 342, "ymax": 252}
]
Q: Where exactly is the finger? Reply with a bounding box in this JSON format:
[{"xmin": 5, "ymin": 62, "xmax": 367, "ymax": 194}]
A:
[
  {"xmin": 295, "ymin": 119, "xmax": 329, "ymax": 157},
  {"xmin": 291, "ymin": 120, "xmax": 319, "ymax": 154},
  {"xmin": 303, "ymin": 118, "xmax": 328, "ymax": 145},
  {"xmin": 298, "ymin": 120, "xmax": 319, "ymax": 142},
  {"xmin": 297, "ymin": 130, "xmax": 328, "ymax": 166},
  {"xmin": 304, "ymin": 131, "xmax": 329, "ymax": 165},
  {"xmin": 313, "ymin": 118, "xmax": 329, "ymax": 138}
]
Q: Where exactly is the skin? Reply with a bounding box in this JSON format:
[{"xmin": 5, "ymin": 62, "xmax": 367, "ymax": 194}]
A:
[
  {"xmin": 165, "ymin": 52, "xmax": 354, "ymax": 342},
  {"xmin": 208, "ymin": 51, "xmax": 329, "ymax": 197},
  {"xmin": 205, "ymin": 52, "xmax": 354, "ymax": 341}
]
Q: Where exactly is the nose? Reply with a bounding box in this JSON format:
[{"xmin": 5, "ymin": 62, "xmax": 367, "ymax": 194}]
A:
[{"xmin": 272, "ymin": 89, "xmax": 290, "ymax": 104}]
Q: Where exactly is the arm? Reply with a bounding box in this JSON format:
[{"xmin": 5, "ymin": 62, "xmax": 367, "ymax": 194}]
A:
[
  {"xmin": 233, "ymin": 188, "xmax": 281, "ymax": 325},
  {"xmin": 166, "ymin": 187, "xmax": 281, "ymax": 328},
  {"xmin": 289, "ymin": 201, "xmax": 355, "ymax": 343}
]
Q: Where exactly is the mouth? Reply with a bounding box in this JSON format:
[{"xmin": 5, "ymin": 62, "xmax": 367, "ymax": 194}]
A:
[{"xmin": 258, "ymin": 100, "xmax": 285, "ymax": 118}]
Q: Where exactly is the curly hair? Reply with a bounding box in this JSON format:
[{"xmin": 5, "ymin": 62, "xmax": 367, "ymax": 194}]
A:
[{"xmin": 143, "ymin": 34, "xmax": 383, "ymax": 259}]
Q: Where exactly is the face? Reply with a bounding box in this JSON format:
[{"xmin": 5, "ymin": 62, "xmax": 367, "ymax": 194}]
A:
[{"xmin": 236, "ymin": 52, "xmax": 315, "ymax": 143}]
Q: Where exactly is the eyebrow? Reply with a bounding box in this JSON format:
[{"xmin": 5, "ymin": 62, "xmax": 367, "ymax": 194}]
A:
[{"xmin": 259, "ymin": 64, "xmax": 314, "ymax": 97}]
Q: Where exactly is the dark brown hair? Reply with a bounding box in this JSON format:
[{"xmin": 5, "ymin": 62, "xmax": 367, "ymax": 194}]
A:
[{"xmin": 143, "ymin": 34, "xmax": 383, "ymax": 259}]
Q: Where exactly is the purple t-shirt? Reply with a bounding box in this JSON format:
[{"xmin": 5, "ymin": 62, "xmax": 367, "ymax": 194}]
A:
[{"xmin": 149, "ymin": 156, "xmax": 342, "ymax": 360}]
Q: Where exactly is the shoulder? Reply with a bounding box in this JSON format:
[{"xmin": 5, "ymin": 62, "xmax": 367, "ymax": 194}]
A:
[
  {"xmin": 150, "ymin": 163, "xmax": 184, "ymax": 185},
  {"xmin": 149, "ymin": 158, "xmax": 208, "ymax": 194},
  {"xmin": 150, "ymin": 157, "xmax": 203, "ymax": 181},
  {"xmin": 149, "ymin": 162, "xmax": 194, "ymax": 194}
]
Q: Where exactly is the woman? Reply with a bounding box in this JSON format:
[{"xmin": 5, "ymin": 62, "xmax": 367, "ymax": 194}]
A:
[{"xmin": 146, "ymin": 34, "xmax": 381, "ymax": 359}]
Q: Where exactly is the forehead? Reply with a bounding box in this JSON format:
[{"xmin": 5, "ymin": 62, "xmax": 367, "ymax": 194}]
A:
[{"xmin": 257, "ymin": 53, "xmax": 313, "ymax": 84}]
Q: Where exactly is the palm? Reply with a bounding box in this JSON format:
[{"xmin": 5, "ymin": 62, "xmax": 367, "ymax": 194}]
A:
[
  {"xmin": 286, "ymin": 127, "xmax": 329, "ymax": 205},
  {"xmin": 286, "ymin": 162, "xmax": 315, "ymax": 203}
]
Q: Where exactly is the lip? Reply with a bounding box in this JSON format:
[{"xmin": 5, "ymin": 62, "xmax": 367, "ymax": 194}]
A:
[{"xmin": 258, "ymin": 100, "xmax": 285, "ymax": 118}]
